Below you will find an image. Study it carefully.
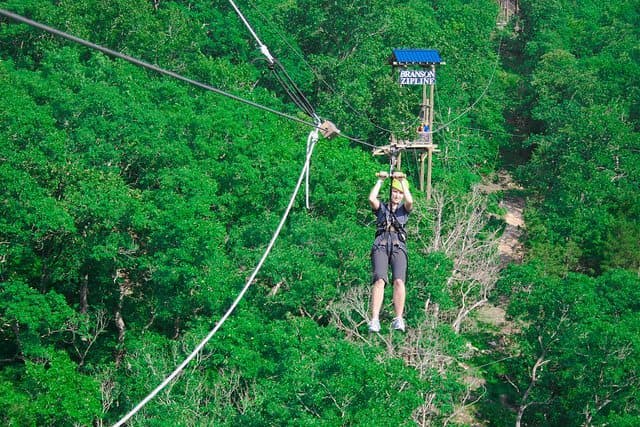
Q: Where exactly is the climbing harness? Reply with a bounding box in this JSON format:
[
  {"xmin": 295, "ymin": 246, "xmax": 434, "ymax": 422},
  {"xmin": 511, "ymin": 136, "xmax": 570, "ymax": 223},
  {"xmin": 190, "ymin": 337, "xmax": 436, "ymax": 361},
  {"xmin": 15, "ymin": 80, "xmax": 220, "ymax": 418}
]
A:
[
  {"xmin": 375, "ymin": 204, "xmax": 408, "ymax": 243},
  {"xmin": 374, "ymin": 150, "xmax": 409, "ymax": 245}
]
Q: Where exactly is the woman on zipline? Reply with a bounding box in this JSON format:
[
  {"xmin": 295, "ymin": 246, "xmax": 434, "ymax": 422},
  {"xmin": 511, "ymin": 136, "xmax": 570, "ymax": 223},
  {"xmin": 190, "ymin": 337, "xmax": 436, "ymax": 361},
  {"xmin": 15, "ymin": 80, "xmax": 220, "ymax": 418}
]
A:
[{"xmin": 368, "ymin": 171, "xmax": 413, "ymax": 332}]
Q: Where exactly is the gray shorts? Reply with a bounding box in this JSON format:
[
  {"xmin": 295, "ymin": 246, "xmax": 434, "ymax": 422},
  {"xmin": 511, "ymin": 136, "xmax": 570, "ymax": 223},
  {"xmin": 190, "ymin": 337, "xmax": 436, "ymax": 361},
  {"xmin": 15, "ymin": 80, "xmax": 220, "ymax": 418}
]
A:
[{"xmin": 371, "ymin": 239, "xmax": 407, "ymax": 284}]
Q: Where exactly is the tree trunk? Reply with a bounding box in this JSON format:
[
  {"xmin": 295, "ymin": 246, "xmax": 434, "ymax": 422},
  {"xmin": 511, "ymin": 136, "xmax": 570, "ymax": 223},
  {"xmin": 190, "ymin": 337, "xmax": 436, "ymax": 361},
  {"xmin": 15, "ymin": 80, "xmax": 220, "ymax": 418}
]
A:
[{"xmin": 80, "ymin": 273, "xmax": 88, "ymax": 314}]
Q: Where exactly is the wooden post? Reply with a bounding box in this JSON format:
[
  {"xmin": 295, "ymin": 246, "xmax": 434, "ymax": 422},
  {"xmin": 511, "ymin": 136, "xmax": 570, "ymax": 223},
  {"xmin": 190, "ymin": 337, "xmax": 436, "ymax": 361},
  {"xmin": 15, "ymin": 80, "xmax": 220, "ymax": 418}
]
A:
[
  {"xmin": 426, "ymin": 147, "xmax": 434, "ymax": 201},
  {"xmin": 422, "ymin": 83, "xmax": 428, "ymax": 124},
  {"xmin": 384, "ymin": 49, "xmax": 442, "ymax": 200},
  {"xmin": 418, "ymin": 65, "xmax": 436, "ymax": 199},
  {"xmin": 419, "ymin": 83, "xmax": 427, "ymax": 192},
  {"xmin": 420, "ymin": 152, "xmax": 426, "ymax": 192},
  {"xmin": 428, "ymin": 65, "xmax": 435, "ymax": 132}
]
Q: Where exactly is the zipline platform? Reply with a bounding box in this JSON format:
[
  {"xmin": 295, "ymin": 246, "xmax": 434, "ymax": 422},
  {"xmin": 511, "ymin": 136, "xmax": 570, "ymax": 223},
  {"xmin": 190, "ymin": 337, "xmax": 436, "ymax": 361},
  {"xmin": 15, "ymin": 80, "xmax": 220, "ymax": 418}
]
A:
[
  {"xmin": 385, "ymin": 46, "xmax": 443, "ymax": 200},
  {"xmin": 373, "ymin": 134, "xmax": 440, "ymax": 198},
  {"xmin": 372, "ymin": 139, "xmax": 439, "ymax": 156}
]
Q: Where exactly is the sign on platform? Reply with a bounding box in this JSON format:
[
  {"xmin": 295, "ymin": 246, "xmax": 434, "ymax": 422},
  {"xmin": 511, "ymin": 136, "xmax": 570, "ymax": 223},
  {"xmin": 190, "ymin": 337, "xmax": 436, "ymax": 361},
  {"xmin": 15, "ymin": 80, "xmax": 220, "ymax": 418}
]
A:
[{"xmin": 398, "ymin": 69, "xmax": 436, "ymax": 85}]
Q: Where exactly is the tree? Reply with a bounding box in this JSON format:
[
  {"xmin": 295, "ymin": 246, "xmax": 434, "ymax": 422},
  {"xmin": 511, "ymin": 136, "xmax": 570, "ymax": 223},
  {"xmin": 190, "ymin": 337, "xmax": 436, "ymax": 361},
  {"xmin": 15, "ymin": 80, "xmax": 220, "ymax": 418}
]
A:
[{"xmin": 484, "ymin": 264, "xmax": 640, "ymax": 425}]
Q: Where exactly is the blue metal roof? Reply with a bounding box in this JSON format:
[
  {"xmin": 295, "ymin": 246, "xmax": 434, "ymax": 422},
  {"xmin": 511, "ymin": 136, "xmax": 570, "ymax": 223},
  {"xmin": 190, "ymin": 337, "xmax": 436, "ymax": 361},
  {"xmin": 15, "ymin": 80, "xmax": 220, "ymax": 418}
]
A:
[{"xmin": 391, "ymin": 49, "xmax": 442, "ymax": 65}]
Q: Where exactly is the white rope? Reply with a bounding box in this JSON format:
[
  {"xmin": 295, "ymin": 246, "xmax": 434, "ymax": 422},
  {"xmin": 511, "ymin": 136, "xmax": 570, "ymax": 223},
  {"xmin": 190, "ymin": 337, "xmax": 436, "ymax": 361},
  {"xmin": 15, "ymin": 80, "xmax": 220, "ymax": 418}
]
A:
[
  {"xmin": 227, "ymin": 0, "xmax": 274, "ymax": 64},
  {"xmin": 112, "ymin": 139, "xmax": 319, "ymax": 427},
  {"xmin": 305, "ymin": 127, "xmax": 320, "ymax": 209}
]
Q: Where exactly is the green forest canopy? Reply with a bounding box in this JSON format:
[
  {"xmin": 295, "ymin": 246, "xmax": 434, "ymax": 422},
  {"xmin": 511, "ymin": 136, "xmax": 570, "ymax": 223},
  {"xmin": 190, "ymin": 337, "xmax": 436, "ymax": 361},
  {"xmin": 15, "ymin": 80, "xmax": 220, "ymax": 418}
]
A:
[{"xmin": 1, "ymin": 0, "xmax": 638, "ymax": 425}]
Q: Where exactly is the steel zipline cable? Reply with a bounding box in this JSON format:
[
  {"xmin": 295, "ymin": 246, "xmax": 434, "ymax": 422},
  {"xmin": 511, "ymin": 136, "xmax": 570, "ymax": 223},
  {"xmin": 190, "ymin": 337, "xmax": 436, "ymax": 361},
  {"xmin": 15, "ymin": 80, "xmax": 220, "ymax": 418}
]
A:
[
  {"xmin": 0, "ymin": 9, "xmax": 317, "ymax": 127},
  {"xmin": 431, "ymin": 26, "xmax": 504, "ymax": 136},
  {"xmin": 0, "ymin": 9, "xmax": 376, "ymax": 150},
  {"xmin": 243, "ymin": 0, "xmax": 407, "ymax": 137},
  {"xmin": 227, "ymin": 0, "xmax": 318, "ymax": 120},
  {"xmin": 224, "ymin": 0, "xmax": 382, "ymax": 154}
]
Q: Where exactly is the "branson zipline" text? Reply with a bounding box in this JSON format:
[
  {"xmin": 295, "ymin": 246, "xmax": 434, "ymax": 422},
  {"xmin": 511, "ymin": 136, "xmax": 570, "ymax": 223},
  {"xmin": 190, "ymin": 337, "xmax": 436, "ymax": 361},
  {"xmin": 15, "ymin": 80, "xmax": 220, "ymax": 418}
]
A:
[{"xmin": 398, "ymin": 69, "xmax": 436, "ymax": 85}]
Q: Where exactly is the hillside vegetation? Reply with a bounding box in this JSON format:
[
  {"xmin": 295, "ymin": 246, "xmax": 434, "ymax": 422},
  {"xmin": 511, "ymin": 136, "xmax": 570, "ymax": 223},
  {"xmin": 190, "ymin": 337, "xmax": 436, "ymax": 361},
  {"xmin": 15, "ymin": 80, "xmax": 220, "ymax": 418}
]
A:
[{"xmin": 0, "ymin": 0, "xmax": 638, "ymax": 425}]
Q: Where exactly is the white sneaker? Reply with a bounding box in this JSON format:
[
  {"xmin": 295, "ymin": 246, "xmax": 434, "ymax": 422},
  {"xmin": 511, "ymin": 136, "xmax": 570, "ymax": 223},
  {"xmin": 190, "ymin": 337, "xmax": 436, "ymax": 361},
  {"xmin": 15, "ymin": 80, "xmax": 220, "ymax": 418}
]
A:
[
  {"xmin": 391, "ymin": 317, "xmax": 405, "ymax": 332},
  {"xmin": 368, "ymin": 318, "xmax": 381, "ymax": 333}
]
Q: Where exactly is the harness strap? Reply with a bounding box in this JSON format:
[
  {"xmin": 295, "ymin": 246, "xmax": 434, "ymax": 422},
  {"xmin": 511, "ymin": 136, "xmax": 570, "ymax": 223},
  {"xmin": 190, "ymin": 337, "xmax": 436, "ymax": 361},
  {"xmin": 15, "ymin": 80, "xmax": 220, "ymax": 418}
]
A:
[{"xmin": 376, "ymin": 202, "xmax": 407, "ymax": 241}]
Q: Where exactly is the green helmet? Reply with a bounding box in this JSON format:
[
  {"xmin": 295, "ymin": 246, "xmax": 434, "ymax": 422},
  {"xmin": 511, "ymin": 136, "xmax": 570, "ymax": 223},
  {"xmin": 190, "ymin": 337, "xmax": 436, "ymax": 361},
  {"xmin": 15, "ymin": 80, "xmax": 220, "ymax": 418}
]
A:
[{"xmin": 392, "ymin": 178, "xmax": 406, "ymax": 193}]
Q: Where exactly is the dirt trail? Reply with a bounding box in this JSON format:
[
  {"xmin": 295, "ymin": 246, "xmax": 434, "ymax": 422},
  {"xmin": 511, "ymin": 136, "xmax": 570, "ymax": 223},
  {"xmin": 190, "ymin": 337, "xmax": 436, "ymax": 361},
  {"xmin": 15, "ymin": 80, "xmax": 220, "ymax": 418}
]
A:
[
  {"xmin": 498, "ymin": 195, "xmax": 525, "ymax": 266},
  {"xmin": 477, "ymin": 170, "xmax": 525, "ymax": 266},
  {"xmin": 476, "ymin": 172, "xmax": 525, "ymax": 331},
  {"xmin": 448, "ymin": 172, "xmax": 525, "ymax": 426}
]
